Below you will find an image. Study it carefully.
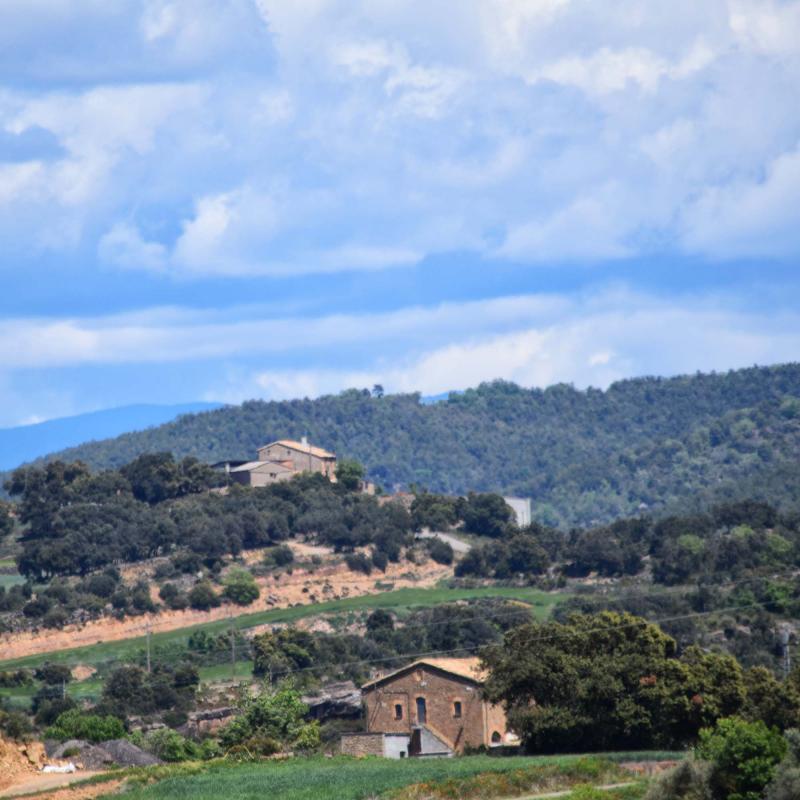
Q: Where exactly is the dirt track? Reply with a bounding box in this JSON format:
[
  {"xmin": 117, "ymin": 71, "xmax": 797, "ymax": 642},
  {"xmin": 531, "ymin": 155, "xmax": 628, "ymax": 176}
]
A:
[
  {"xmin": 0, "ymin": 771, "xmax": 108, "ymax": 799},
  {"xmin": 0, "ymin": 552, "xmax": 451, "ymax": 662}
]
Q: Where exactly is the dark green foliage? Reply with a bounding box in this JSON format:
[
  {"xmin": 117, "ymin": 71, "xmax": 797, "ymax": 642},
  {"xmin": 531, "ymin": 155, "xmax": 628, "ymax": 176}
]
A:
[
  {"xmin": 252, "ymin": 600, "xmax": 530, "ymax": 684},
  {"xmin": 411, "ymin": 492, "xmax": 462, "ymax": 531},
  {"xmin": 46, "ymin": 708, "xmax": 126, "ymax": 742},
  {"xmin": 12, "ymin": 365, "xmax": 800, "ymax": 527},
  {"xmin": 189, "ymin": 581, "xmax": 220, "ymax": 611},
  {"xmin": 456, "ymin": 532, "xmax": 549, "ymax": 579},
  {"xmin": 100, "ymin": 663, "xmax": 198, "ymax": 716},
  {"xmin": 34, "ymin": 694, "xmax": 77, "ymax": 726},
  {"xmin": 159, "ymin": 582, "xmax": 188, "ymax": 610},
  {"xmin": 219, "ymin": 684, "xmax": 320, "ymax": 752},
  {"xmin": 0, "ymin": 669, "xmax": 32, "ymax": 688},
  {"xmin": 34, "ymin": 662, "xmax": 71, "ymax": 686},
  {"xmin": 482, "ymin": 612, "xmax": 754, "ymax": 752},
  {"xmin": 697, "ymin": 717, "xmax": 787, "ymax": 800},
  {"xmin": 345, "ymin": 552, "xmax": 372, "ymax": 575},
  {"xmin": 7, "ymin": 464, "xmax": 413, "ymax": 579},
  {"xmin": 120, "ymin": 453, "xmax": 223, "ymax": 504},
  {"xmin": 222, "ymin": 569, "xmax": 260, "ymax": 606},
  {"xmin": 0, "ymin": 500, "xmax": 13, "ymax": 537},
  {"xmin": 264, "ymin": 544, "xmax": 294, "ymax": 567},
  {"xmin": 425, "ymin": 537, "xmax": 454, "ymax": 565},
  {"xmin": 462, "ymin": 493, "xmax": 515, "ymax": 538},
  {"xmin": 334, "ymin": 459, "xmax": 364, "ymax": 491}
]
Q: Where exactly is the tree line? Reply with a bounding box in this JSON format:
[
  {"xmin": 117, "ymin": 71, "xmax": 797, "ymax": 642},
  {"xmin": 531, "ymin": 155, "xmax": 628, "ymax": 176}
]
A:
[{"xmin": 4, "ymin": 362, "xmax": 799, "ymax": 526}]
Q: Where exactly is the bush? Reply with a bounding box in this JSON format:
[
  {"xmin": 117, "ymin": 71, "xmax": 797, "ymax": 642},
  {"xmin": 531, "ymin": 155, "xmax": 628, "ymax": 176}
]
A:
[
  {"xmin": 222, "ymin": 569, "xmax": 260, "ymax": 606},
  {"xmin": 644, "ymin": 759, "xmax": 713, "ymax": 800},
  {"xmin": 219, "ymin": 685, "xmax": 320, "ymax": 753},
  {"xmin": 0, "ymin": 710, "xmax": 34, "ymax": 741},
  {"xmin": 141, "ymin": 728, "xmax": 201, "ymax": 762},
  {"xmin": 46, "ymin": 709, "xmax": 126, "ymax": 743},
  {"xmin": 697, "ymin": 717, "xmax": 787, "ymax": 800},
  {"xmin": 345, "ymin": 553, "xmax": 372, "ymax": 575},
  {"xmin": 371, "ymin": 549, "xmax": 388, "ymax": 572},
  {"xmin": 188, "ymin": 581, "xmax": 220, "ymax": 611},
  {"xmin": 159, "ymin": 582, "xmax": 188, "ymax": 610},
  {"xmin": 34, "ymin": 696, "xmax": 77, "ymax": 726},
  {"xmin": 426, "ymin": 537, "xmax": 454, "ymax": 565},
  {"xmin": 35, "ymin": 663, "xmax": 72, "ymax": 686},
  {"xmin": 265, "ymin": 545, "xmax": 294, "ymax": 567}
]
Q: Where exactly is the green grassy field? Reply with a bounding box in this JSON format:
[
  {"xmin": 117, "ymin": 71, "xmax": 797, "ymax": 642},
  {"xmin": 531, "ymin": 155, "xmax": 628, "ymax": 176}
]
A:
[
  {"xmin": 0, "ymin": 585, "xmax": 566, "ymax": 673},
  {"xmin": 101, "ymin": 754, "xmax": 658, "ymax": 800}
]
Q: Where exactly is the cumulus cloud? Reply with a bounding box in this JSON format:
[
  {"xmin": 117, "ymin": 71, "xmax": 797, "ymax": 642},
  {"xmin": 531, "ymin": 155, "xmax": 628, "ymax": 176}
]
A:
[{"xmin": 0, "ymin": 0, "xmax": 796, "ymax": 275}]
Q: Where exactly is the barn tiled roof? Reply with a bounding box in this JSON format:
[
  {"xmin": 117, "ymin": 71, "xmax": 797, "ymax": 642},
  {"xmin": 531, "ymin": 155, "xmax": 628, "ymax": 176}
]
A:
[
  {"xmin": 260, "ymin": 440, "xmax": 336, "ymax": 459},
  {"xmin": 362, "ymin": 657, "xmax": 486, "ymax": 689}
]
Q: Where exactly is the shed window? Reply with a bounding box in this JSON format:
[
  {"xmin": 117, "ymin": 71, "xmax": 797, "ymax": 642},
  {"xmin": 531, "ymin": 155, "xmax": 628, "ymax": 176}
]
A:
[
  {"xmin": 394, "ymin": 704, "xmax": 403, "ymax": 720},
  {"xmin": 416, "ymin": 697, "xmax": 427, "ymax": 724},
  {"xmin": 453, "ymin": 701, "xmax": 462, "ymax": 718}
]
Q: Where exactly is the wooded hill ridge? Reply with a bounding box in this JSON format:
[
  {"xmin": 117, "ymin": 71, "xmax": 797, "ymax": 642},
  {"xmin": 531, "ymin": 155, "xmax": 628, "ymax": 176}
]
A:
[{"xmin": 6, "ymin": 362, "xmax": 800, "ymax": 527}]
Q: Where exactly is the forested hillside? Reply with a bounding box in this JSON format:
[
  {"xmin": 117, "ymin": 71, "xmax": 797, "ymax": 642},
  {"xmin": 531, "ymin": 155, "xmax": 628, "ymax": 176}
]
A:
[{"xmin": 8, "ymin": 363, "xmax": 800, "ymax": 526}]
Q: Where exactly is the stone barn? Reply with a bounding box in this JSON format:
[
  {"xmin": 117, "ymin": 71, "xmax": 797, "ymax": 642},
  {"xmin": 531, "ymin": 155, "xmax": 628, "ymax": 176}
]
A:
[{"xmin": 341, "ymin": 658, "xmax": 517, "ymax": 758}]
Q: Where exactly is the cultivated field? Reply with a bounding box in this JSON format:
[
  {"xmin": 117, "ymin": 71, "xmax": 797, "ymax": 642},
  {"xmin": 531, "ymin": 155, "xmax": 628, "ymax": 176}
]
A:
[{"xmin": 94, "ymin": 754, "xmax": 666, "ymax": 800}]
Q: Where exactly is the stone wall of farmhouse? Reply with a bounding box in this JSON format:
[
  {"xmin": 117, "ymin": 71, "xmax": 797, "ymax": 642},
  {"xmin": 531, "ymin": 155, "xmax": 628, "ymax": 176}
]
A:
[
  {"xmin": 257, "ymin": 444, "xmax": 335, "ymax": 477},
  {"xmin": 340, "ymin": 733, "xmax": 385, "ymax": 757},
  {"xmin": 364, "ymin": 665, "xmax": 508, "ymax": 751}
]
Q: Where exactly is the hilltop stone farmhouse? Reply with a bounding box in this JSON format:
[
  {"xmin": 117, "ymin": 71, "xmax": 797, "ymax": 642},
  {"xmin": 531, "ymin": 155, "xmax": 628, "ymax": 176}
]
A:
[
  {"xmin": 340, "ymin": 658, "xmax": 517, "ymax": 758},
  {"xmin": 215, "ymin": 438, "xmax": 337, "ymax": 487}
]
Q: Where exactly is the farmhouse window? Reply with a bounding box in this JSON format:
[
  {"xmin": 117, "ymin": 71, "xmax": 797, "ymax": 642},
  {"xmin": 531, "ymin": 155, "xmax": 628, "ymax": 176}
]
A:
[
  {"xmin": 453, "ymin": 701, "xmax": 462, "ymax": 718},
  {"xmin": 394, "ymin": 704, "xmax": 403, "ymax": 720}
]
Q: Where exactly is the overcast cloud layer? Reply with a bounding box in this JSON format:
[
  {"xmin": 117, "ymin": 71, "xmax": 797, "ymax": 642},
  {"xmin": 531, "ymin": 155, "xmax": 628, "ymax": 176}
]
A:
[{"xmin": 1, "ymin": 1, "xmax": 799, "ymax": 426}]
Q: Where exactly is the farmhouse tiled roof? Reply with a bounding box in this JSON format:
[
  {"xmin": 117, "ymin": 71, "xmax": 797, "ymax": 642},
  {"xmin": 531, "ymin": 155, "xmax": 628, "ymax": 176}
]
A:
[
  {"xmin": 262, "ymin": 439, "xmax": 336, "ymax": 459},
  {"xmin": 362, "ymin": 657, "xmax": 486, "ymax": 689}
]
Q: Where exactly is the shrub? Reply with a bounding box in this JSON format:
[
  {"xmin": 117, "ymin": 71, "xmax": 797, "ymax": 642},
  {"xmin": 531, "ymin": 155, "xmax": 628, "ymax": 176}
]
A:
[
  {"xmin": 43, "ymin": 607, "xmax": 70, "ymax": 628},
  {"xmin": 697, "ymin": 717, "xmax": 787, "ymax": 800},
  {"xmin": 188, "ymin": 581, "xmax": 220, "ymax": 611},
  {"xmin": 266, "ymin": 545, "xmax": 294, "ymax": 567},
  {"xmin": 222, "ymin": 569, "xmax": 260, "ymax": 606},
  {"xmin": 46, "ymin": 709, "xmax": 125, "ymax": 743},
  {"xmin": 34, "ymin": 696, "xmax": 77, "ymax": 726},
  {"xmin": 644, "ymin": 759, "xmax": 713, "ymax": 800},
  {"xmin": 219, "ymin": 685, "xmax": 320, "ymax": 753},
  {"xmin": 159, "ymin": 582, "xmax": 188, "ymax": 610},
  {"xmin": 426, "ymin": 538, "xmax": 454, "ymax": 565},
  {"xmin": 142, "ymin": 729, "xmax": 201, "ymax": 762},
  {"xmin": 371, "ymin": 549, "xmax": 389, "ymax": 572},
  {"xmin": 83, "ymin": 573, "xmax": 118, "ymax": 598},
  {"xmin": 0, "ymin": 710, "xmax": 34, "ymax": 741},
  {"xmin": 35, "ymin": 663, "xmax": 72, "ymax": 686},
  {"xmin": 345, "ymin": 552, "xmax": 372, "ymax": 575}
]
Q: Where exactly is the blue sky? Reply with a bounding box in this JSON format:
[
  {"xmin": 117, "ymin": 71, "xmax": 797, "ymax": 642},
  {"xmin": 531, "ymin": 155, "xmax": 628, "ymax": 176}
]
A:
[{"xmin": 2, "ymin": 0, "xmax": 800, "ymax": 427}]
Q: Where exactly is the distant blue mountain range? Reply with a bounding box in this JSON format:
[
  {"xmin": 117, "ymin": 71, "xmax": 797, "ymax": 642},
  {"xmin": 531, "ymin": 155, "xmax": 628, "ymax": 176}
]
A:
[{"xmin": 0, "ymin": 402, "xmax": 224, "ymax": 471}]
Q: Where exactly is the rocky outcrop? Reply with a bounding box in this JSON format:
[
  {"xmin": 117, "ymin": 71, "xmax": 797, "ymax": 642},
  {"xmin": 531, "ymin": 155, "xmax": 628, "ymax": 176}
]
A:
[{"xmin": 303, "ymin": 681, "xmax": 362, "ymax": 720}]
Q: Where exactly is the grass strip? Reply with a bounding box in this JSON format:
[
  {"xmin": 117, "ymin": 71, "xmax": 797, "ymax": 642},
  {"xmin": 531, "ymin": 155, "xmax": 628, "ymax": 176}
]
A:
[{"xmin": 0, "ymin": 586, "xmax": 566, "ymax": 671}]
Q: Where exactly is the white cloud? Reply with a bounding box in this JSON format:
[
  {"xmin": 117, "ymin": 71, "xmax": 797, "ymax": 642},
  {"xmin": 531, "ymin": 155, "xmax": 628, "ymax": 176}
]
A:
[
  {"xmin": 683, "ymin": 144, "xmax": 800, "ymax": 258},
  {"xmin": 1, "ymin": 0, "xmax": 800, "ymax": 275},
  {"xmin": 238, "ymin": 294, "xmax": 800, "ymax": 402},
  {"xmin": 527, "ymin": 42, "xmax": 715, "ymax": 96},
  {"xmin": 98, "ymin": 222, "xmax": 168, "ymax": 271}
]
